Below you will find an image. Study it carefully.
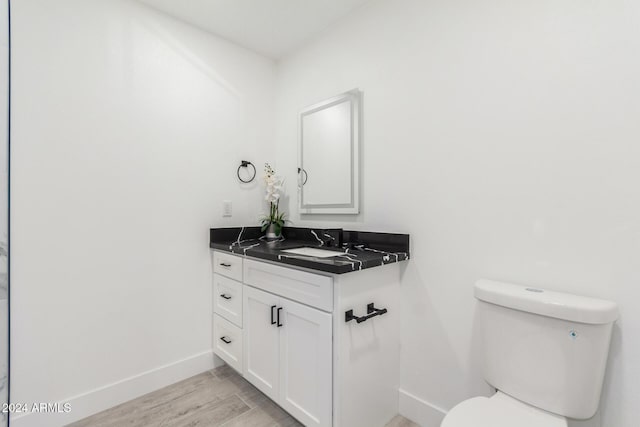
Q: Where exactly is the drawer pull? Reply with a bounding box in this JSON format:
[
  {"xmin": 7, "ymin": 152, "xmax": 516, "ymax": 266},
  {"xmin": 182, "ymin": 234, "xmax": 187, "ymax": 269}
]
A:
[
  {"xmin": 219, "ymin": 262, "xmax": 232, "ymax": 268},
  {"xmin": 220, "ymin": 294, "xmax": 232, "ymax": 300},
  {"xmin": 220, "ymin": 336, "xmax": 232, "ymax": 344},
  {"xmin": 271, "ymin": 305, "xmax": 277, "ymax": 325}
]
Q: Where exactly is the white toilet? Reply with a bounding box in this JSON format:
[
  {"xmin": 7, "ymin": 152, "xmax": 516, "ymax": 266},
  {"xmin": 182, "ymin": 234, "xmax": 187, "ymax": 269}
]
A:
[{"xmin": 442, "ymin": 279, "xmax": 619, "ymax": 427}]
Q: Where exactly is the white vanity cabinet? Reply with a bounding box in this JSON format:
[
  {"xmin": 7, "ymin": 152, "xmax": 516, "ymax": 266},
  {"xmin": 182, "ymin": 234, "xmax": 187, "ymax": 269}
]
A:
[{"xmin": 212, "ymin": 250, "xmax": 401, "ymax": 427}]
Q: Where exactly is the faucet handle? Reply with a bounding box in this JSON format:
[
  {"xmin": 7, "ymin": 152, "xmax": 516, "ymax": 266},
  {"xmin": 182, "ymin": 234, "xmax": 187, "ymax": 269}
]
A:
[
  {"xmin": 323, "ymin": 233, "xmax": 335, "ymax": 247},
  {"xmin": 322, "ymin": 230, "xmax": 342, "ymax": 247}
]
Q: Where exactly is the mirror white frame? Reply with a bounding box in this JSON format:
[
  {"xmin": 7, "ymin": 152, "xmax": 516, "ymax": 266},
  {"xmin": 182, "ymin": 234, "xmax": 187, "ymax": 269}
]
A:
[{"xmin": 298, "ymin": 89, "xmax": 360, "ymax": 214}]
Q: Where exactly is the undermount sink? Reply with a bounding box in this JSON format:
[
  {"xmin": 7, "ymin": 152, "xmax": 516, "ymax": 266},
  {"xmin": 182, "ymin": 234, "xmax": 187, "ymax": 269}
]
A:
[{"xmin": 280, "ymin": 247, "xmax": 341, "ymax": 258}]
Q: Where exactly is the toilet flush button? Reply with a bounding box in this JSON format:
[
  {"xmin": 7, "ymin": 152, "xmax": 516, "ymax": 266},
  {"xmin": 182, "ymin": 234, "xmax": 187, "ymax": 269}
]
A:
[{"xmin": 569, "ymin": 330, "xmax": 579, "ymax": 340}]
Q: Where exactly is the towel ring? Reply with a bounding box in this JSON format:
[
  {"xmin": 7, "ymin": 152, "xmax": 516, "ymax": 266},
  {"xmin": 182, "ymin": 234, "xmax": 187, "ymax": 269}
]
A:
[{"xmin": 238, "ymin": 160, "xmax": 256, "ymax": 183}]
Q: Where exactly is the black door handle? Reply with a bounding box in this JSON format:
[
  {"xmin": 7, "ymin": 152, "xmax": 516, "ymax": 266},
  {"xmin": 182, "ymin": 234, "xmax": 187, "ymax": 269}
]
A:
[
  {"xmin": 271, "ymin": 305, "xmax": 277, "ymax": 325},
  {"xmin": 220, "ymin": 336, "xmax": 232, "ymax": 344},
  {"xmin": 219, "ymin": 262, "xmax": 232, "ymax": 267},
  {"xmin": 220, "ymin": 294, "xmax": 232, "ymax": 300},
  {"xmin": 277, "ymin": 307, "xmax": 283, "ymax": 327}
]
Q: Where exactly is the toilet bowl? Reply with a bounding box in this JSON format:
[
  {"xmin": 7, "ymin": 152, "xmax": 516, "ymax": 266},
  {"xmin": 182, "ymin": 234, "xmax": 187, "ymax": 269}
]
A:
[{"xmin": 442, "ymin": 391, "xmax": 567, "ymax": 427}]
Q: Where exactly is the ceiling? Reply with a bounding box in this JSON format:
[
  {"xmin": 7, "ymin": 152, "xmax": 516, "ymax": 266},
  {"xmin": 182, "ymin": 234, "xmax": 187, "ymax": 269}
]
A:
[{"xmin": 138, "ymin": 0, "xmax": 374, "ymax": 59}]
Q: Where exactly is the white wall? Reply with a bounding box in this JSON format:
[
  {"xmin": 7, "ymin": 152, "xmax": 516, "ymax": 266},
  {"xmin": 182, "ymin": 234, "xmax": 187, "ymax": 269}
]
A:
[
  {"xmin": 274, "ymin": 0, "xmax": 640, "ymax": 426},
  {"xmin": 10, "ymin": 0, "xmax": 274, "ymax": 425}
]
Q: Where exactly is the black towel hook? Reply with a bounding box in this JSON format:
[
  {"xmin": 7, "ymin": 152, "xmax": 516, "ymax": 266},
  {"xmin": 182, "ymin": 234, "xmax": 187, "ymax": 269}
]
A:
[
  {"xmin": 298, "ymin": 167, "xmax": 308, "ymax": 185},
  {"xmin": 238, "ymin": 160, "xmax": 256, "ymax": 183}
]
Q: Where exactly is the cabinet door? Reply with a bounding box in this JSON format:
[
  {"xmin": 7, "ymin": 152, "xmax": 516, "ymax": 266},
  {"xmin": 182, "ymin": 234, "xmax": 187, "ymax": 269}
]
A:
[
  {"xmin": 279, "ymin": 298, "xmax": 332, "ymax": 427},
  {"xmin": 243, "ymin": 285, "xmax": 280, "ymax": 402}
]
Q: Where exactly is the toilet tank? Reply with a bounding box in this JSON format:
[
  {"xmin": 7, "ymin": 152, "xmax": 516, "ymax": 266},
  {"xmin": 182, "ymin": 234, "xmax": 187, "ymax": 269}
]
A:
[{"xmin": 475, "ymin": 280, "xmax": 618, "ymax": 420}]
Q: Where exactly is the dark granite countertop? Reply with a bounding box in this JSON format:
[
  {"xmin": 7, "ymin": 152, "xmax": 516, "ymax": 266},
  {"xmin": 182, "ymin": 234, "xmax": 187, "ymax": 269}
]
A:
[{"xmin": 210, "ymin": 226, "xmax": 410, "ymax": 274}]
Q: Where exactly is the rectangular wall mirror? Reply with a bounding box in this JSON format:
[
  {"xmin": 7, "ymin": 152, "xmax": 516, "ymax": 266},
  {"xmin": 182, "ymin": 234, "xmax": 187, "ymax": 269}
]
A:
[{"xmin": 298, "ymin": 89, "xmax": 360, "ymax": 214}]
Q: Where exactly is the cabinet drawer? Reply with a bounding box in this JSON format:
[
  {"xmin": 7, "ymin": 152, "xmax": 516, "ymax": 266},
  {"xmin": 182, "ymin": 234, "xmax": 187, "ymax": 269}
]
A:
[
  {"xmin": 213, "ymin": 314, "xmax": 243, "ymax": 373},
  {"xmin": 213, "ymin": 251, "xmax": 243, "ymax": 282},
  {"xmin": 213, "ymin": 274, "xmax": 243, "ymax": 327},
  {"xmin": 244, "ymin": 259, "xmax": 333, "ymax": 312}
]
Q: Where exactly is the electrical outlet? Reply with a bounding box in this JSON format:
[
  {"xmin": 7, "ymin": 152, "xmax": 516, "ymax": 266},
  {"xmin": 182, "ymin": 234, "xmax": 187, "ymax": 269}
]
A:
[{"xmin": 222, "ymin": 200, "xmax": 232, "ymax": 217}]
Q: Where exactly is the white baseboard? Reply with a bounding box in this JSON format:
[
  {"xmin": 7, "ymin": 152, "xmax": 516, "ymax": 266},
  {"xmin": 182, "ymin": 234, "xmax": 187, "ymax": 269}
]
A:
[
  {"xmin": 11, "ymin": 350, "xmax": 224, "ymax": 427},
  {"xmin": 399, "ymin": 388, "xmax": 447, "ymax": 427}
]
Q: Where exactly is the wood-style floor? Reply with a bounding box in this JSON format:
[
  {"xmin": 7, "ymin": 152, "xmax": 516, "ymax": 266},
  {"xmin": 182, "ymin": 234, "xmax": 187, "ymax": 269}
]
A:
[{"xmin": 68, "ymin": 365, "xmax": 420, "ymax": 427}]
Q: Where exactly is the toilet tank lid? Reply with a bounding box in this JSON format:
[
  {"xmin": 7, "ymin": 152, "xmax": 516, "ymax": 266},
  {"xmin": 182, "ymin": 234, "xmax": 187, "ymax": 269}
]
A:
[{"xmin": 475, "ymin": 280, "xmax": 619, "ymax": 325}]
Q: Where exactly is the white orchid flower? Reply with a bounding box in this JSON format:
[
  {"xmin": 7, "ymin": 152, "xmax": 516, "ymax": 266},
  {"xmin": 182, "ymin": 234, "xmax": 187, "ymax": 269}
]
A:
[{"xmin": 261, "ymin": 163, "xmax": 287, "ymax": 236}]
